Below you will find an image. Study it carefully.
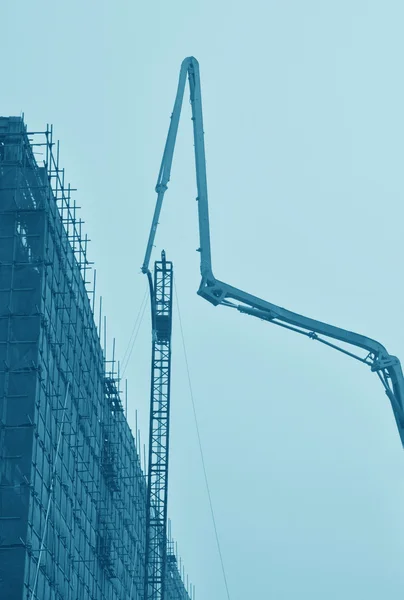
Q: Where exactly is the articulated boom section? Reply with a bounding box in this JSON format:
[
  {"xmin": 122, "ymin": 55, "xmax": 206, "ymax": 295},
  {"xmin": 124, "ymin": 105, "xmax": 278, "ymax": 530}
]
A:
[
  {"xmin": 198, "ymin": 277, "xmax": 404, "ymax": 446},
  {"xmin": 145, "ymin": 252, "xmax": 174, "ymax": 600},
  {"xmin": 142, "ymin": 55, "xmax": 404, "ymax": 448}
]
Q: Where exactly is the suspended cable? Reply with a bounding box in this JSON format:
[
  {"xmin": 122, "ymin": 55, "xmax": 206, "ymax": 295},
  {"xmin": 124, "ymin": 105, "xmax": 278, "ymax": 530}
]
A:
[
  {"xmin": 174, "ymin": 279, "xmax": 232, "ymax": 600},
  {"xmin": 121, "ymin": 288, "xmax": 148, "ymax": 370},
  {"xmin": 121, "ymin": 289, "xmax": 148, "ymax": 377}
]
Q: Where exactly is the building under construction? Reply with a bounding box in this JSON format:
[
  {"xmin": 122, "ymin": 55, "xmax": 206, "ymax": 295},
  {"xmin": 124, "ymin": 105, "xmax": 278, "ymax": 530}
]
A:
[{"xmin": 0, "ymin": 117, "xmax": 192, "ymax": 600}]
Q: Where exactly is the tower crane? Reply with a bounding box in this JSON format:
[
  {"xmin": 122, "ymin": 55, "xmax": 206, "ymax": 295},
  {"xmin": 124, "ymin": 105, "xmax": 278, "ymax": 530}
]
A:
[
  {"xmin": 144, "ymin": 251, "xmax": 174, "ymax": 600},
  {"xmin": 142, "ymin": 56, "xmax": 404, "ymax": 447}
]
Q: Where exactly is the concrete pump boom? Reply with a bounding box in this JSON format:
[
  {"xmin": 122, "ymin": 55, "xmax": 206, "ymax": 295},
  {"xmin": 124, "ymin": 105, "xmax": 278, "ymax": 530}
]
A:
[{"xmin": 142, "ymin": 56, "xmax": 404, "ymax": 448}]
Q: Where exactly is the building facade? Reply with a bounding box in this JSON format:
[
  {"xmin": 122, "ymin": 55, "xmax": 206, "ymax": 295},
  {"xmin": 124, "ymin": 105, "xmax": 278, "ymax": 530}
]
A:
[{"xmin": 0, "ymin": 117, "xmax": 191, "ymax": 600}]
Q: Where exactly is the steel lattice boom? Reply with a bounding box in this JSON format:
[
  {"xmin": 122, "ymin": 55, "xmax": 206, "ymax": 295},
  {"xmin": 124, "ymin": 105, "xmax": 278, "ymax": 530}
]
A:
[{"xmin": 144, "ymin": 251, "xmax": 174, "ymax": 600}]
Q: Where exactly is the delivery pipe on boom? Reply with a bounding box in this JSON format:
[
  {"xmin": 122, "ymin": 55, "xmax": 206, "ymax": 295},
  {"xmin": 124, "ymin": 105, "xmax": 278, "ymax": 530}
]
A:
[{"xmin": 142, "ymin": 56, "xmax": 404, "ymax": 448}]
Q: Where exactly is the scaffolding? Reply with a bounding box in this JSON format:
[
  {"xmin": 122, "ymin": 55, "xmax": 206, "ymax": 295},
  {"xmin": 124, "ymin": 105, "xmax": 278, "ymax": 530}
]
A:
[{"xmin": 0, "ymin": 117, "xmax": 192, "ymax": 600}]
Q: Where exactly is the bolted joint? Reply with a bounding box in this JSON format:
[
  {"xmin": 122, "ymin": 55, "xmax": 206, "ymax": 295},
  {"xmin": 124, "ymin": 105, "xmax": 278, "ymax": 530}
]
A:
[{"xmin": 155, "ymin": 183, "xmax": 168, "ymax": 194}]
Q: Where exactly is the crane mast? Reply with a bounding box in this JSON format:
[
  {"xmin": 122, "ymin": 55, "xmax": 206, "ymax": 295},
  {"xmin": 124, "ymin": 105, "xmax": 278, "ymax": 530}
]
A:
[
  {"xmin": 142, "ymin": 57, "xmax": 404, "ymax": 448},
  {"xmin": 144, "ymin": 251, "xmax": 173, "ymax": 600}
]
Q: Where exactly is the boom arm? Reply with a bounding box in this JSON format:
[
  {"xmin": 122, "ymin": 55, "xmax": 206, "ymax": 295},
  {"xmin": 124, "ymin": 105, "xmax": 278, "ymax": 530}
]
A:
[{"xmin": 142, "ymin": 56, "xmax": 404, "ymax": 447}]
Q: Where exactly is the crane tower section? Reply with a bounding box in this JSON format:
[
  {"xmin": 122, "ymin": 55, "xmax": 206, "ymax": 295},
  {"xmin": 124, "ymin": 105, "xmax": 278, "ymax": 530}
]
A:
[{"xmin": 145, "ymin": 251, "xmax": 174, "ymax": 600}]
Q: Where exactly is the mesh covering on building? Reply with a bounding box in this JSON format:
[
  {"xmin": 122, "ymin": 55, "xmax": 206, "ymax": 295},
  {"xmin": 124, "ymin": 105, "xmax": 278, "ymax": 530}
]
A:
[{"xmin": 0, "ymin": 117, "xmax": 192, "ymax": 600}]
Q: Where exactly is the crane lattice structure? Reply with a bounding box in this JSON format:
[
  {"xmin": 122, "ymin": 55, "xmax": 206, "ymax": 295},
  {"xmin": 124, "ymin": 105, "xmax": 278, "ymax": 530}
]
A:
[
  {"xmin": 142, "ymin": 56, "xmax": 404, "ymax": 448},
  {"xmin": 144, "ymin": 251, "xmax": 174, "ymax": 600}
]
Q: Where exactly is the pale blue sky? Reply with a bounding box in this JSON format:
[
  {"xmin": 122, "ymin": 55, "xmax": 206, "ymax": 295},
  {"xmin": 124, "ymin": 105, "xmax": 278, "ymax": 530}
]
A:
[{"xmin": 3, "ymin": 1, "xmax": 404, "ymax": 598}]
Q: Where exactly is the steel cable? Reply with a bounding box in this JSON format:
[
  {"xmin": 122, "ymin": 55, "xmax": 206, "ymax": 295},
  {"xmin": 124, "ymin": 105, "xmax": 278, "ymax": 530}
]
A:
[{"xmin": 174, "ymin": 280, "xmax": 232, "ymax": 600}]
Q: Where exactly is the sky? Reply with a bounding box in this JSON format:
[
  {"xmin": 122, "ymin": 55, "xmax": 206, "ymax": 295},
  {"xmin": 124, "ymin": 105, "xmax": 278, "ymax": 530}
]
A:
[{"xmin": 3, "ymin": 0, "xmax": 404, "ymax": 598}]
